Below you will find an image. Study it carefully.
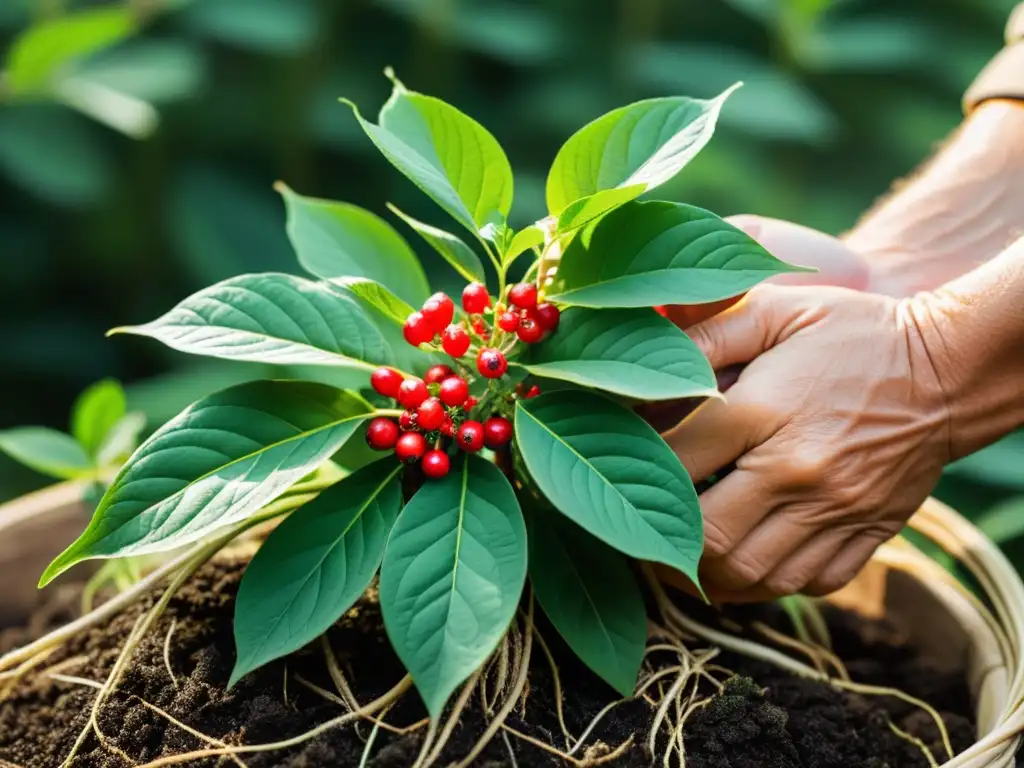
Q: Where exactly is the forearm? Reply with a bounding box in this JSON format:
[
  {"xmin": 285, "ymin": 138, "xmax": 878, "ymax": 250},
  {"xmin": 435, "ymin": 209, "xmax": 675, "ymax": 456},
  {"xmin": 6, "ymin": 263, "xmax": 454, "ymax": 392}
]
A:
[
  {"xmin": 911, "ymin": 235, "xmax": 1024, "ymax": 460},
  {"xmin": 846, "ymin": 101, "xmax": 1024, "ymax": 297}
]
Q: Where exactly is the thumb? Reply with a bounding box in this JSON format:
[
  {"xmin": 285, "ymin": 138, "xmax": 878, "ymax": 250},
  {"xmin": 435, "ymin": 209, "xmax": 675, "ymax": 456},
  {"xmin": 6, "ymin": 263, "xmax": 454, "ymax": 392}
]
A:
[{"xmin": 686, "ymin": 286, "xmax": 788, "ymax": 369}]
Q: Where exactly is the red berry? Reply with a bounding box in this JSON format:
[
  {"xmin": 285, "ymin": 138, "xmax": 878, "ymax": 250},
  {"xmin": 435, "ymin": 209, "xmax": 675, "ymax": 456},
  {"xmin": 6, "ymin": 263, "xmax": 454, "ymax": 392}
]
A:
[
  {"xmin": 404, "ymin": 311, "xmax": 435, "ymax": 347},
  {"xmin": 440, "ymin": 417, "xmax": 454, "ymax": 437},
  {"xmin": 464, "ymin": 396, "xmax": 478, "ymax": 412},
  {"xmin": 365, "ymin": 418, "xmax": 399, "ymax": 450},
  {"xmin": 422, "ymin": 293, "xmax": 455, "ymax": 333},
  {"xmin": 508, "ymin": 282, "xmax": 538, "ymax": 309},
  {"xmin": 439, "ymin": 376, "xmax": 469, "ymax": 407},
  {"xmin": 653, "ymin": 305, "xmax": 669, "ymax": 318},
  {"xmin": 472, "ymin": 317, "xmax": 488, "ymax": 337},
  {"xmin": 424, "ymin": 364, "xmax": 454, "ymax": 385},
  {"xmin": 484, "ymin": 417, "xmax": 513, "ymax": 449},
  {"xmin": 399, "ymin": 410, "xmax": 418, "ymax": 431},
  {"xmin": 442, "ymin": 325, "xmax": 471, "ymax": 357},
  {"xmin": 462, "ymin": 282, "xmax": 491, "ymax": 314},
  {"xmin": 417, "ymin": 397, "xmax": 445, "ymax": 431},
  {"xmin": 525, "ymin": 385, "xmax": 541, "ymax": 399},
  {"xmin": 497, "ymin": 312, "xmax": 519, "ymax": 332},
  {"xmin": 477, "ymin": 348, "xmax": 507, "ymax": 378},
  {"xmin": 422, "ymin": 449, "xmax": 450, "ymax": 478},
  {"xmin": 456, "ymin": 420, "xmax": 485, "ymax": 452},
  {"xmin": 534, "ymin": 303, "xmax": 560, "ymax": 331},
  {"xmin": 370, "ymin": 367, "xmax": 403, "ymax": 398},
  {"xmin": 516, "ymin": 317, "xmax": 544, "ymax": 343},
  {"xmin": 397, "ymin": 378, "xmax": 429, "ymax": 409},
  {"xmin": 395, "ymin": 431, "xmax": 427, "ymax": 463}
]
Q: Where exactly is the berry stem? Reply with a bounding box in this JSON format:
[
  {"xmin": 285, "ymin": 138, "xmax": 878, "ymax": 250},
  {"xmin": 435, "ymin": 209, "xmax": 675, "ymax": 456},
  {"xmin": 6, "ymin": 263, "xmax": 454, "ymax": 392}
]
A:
[{"xmin": 374, "ymin": 408, "xmax": 405, "ymax": 418}]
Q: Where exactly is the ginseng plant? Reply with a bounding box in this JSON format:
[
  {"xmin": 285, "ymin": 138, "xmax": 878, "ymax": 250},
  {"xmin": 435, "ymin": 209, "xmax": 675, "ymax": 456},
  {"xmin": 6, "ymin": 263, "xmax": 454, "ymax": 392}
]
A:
[{"xmin": 23, "ymin": 72, "xmax": 836, "ymax": 766}]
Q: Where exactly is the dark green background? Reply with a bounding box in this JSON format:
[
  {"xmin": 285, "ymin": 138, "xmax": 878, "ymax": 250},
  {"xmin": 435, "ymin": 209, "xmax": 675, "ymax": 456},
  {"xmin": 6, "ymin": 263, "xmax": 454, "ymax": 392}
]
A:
[{"xmin": 1, "ymin": 0, "xmax": 1021, "ymax": 538}]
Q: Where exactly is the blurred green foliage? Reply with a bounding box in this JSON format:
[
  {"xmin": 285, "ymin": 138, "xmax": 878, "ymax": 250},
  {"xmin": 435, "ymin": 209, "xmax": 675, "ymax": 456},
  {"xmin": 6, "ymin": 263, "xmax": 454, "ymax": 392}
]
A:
[{"xmin": 0, "ymin": 0, "xmax": 1020, "ymax": 549}]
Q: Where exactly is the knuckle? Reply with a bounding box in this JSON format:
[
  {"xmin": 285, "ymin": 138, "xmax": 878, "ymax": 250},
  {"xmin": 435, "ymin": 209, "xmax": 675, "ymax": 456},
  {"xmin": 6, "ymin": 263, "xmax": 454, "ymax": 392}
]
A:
[
  {"xmin": 703, "ymin": 519, "xmax": 733, "ymax": 557},
  {"xmin": 784, "ymin": 449, "xmax": 830, "ymax": 489},
  {"xmin": 764, "ymin": 572, "xmax": 810, "ymax": 597},
  {"xmin": 808, "ymin": 568, "xmax": 855, "ymax": 596},
  {"xmin": 720, "ymin": 551, "xmax": 769, "ymax": 589}
]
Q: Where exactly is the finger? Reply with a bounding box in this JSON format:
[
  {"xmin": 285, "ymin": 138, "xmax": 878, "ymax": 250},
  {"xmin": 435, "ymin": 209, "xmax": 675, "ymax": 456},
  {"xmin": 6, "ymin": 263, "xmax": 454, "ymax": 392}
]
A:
[
  {"xmin": 696, "ymin": 467, "xmax": 775, "ymax": 557},
  {"xmin": 754, "ymin": 526, "xmax": 856, "ymax": 597},
  {"xmin": 663, "ymin": 397, "xmax": 756, "ymax": 484},
  {"xmin": 684, "ymin": 287, "xmax": 782, "ymax": 371},
  {"xmin": 803, "ymin": 529, "xmax": 891, "ymax": 596},
  {"xmin": 702, "ymin": 527, "xmax": 853, "ymax": 604},
  {"xmin": 662, "ymin": 296, "xmax": 743, "ymax": 331},
  {"xmin": 701, "ymin": 511, "xmax": 817, "ymax": 591},
  {"xmin": 726, "ymin": 214, "xmax": 871, "ymax": 290}
]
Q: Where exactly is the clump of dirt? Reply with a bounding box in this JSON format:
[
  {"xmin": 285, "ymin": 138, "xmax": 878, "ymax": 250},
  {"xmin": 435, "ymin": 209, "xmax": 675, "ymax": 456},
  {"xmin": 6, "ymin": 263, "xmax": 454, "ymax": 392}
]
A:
[{"xmin": 0, "ymin": 554, "xmax": 976, "ymax": 767}]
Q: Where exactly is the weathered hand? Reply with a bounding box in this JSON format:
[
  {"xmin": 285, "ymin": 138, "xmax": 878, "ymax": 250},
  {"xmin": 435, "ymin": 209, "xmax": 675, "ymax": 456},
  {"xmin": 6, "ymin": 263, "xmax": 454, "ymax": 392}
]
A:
[{"xmin": 662, "ymin": 284, "xmax": 952, "ymax": 603}]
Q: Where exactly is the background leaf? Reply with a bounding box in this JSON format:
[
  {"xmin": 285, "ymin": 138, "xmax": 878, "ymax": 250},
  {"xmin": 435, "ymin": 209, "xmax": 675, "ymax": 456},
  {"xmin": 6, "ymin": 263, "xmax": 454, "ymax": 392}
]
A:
[
  {"xmin": 0, "ymin": 427, "xmax": 94, "ymax": 480},
  {"xmin": 522, "ymin": 308, "xmax": 717, "ymax": 400},
  {"xmin": 231, "ymin": 459, "xmax": 403, "ymax": 685},
  {"xmin": 387, "ymin": 204, "xmax": 487, "ymax": 284},
  {"xmin": 5, "ymin": 6, "xmax": 135, "ymax": 96},
  {"xmin": 528, "ymin": 509, "xmax": 646, "ymax": 696},
  {"xmin": 379, "ymin": 455, "xmax": 527, "ymax": 718},
  {"xmin": 112, "ymin": 273, "xmax": 395, "ymax": 370},
  {"xmin": 71, "ymin": 378, "xmax": 126, "ymax": 458},
  {"xmin": 545, "ymin": 86, "xmax": 739, "ymax": 214},
  {"xmin": 279, "ymin": 183, "xmax": 430, "ymax": 306},
  {"xmin": 41, "ymin": 381, "xmax": 373, "ymax": 585},
  {"xmin": 95, "ymin": 412, "xmax": 146, "ymax": 467},
  {"xmin": 347, "ymin": 78, "xmax": 514, "ymax": 235},
  {"xmin": 516, "ymin": 391, "xmax": 703, "ymax": 586},
  {"xmin": 548, "ymin": 201, "xmax": 806, "ymax": 307}
]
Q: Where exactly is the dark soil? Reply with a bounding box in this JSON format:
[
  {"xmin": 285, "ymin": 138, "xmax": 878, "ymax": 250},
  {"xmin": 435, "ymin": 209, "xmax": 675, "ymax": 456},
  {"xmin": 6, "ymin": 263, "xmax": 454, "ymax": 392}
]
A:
[{"xmin": 0, "ymin": 552, "xmax": 977, "ymax": 767}]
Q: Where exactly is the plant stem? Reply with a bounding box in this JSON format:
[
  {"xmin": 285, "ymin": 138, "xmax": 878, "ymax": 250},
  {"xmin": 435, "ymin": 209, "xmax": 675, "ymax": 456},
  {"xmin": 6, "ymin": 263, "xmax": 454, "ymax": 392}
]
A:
[{"xmin": 375, "ymin": 409, "xmax": 405, "ymax": 418}]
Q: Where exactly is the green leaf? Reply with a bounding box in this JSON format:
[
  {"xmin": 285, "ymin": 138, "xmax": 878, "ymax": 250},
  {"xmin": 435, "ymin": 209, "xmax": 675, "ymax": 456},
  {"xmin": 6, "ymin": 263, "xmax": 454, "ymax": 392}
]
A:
[
  {"xmin": 0, "ymin": 106, "xmax": 114, "ymax": 208},
  {"xmin": 555, "ymin": 185, "xmax": 646, "ymax": 234},
  {"xmin": 110, "ymin": 273, "xmax": 395, "ymax": 371},
  {"xmin": 41, "ymin": 381, "xmax": 373, "ymax": 586},
  {"xmin": 527, "ymin": 510, "xmax": 645, "ymax": 696},
  {"xmin": 522, "ymin": 308, "xmax": 717, "ymax": 401},
  {"xmin": 379, "ymin": 456, "xmax": 527, "ymax": 718},
  {"xmin": 504, "ymin": 225, "xmax": 545, "ymax": 268},
  {"xmin": 334, "ymin": 277, "xmax": 416, "ymax": 329},
  {"xmin": 545, "ymin": 85, "xmax": 740, "ymax": 214},
  {"xmin": 278, "ymin": 183, "xmax": 430, "ymax": 306},
  {"xmin": 976, "ymin": 497, "xmax": 1024, "ymax": 546},
  {"xmin": 547, "ymin": 201, "xmax": 808, "ymax": 308},
  {"xmin": 230, "ymin": 459, "xmax": 403, "ymax": 685},
  {"xmin": 71, "ymin": 379, "xmax": 127, "ymax": 458},
  {"xmin": 344, "ymin": 73, "xmax": 514, "ymax": 235},
  {"xmin": 6, "ymin": 7, "xmax": 136, "ymax": 96},
  {"xmin": 70, "ymin": 39, "xmax": 207, "ymax": 104},
  {"xmin": 181, "ymin": 0, "xmax": 318, "ymax": 54},
  {"xmin": 387, "ymin": 204, "xmax": 487, "ymax": 284},
  {"xmin": 515, "ymin": 391, "xmax": 703, "ymax": 586},
  {"xmin": 95, "ymin": 412, "xmax": 146, "ymax": 467},
  {"xmin": 0, "ymin": 428, "xmax": 94, "ymax": 480}
]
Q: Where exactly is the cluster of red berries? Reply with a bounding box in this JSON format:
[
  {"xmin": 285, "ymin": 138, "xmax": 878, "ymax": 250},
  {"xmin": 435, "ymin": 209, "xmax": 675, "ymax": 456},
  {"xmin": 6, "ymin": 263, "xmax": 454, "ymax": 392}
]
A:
[
  {"xmin": 402, "ymin": 283, "xmax": 560, "ymax": 376},
  {"xmin": 364, "ymin": 364, "xmax": 513, "ymax": 479}
]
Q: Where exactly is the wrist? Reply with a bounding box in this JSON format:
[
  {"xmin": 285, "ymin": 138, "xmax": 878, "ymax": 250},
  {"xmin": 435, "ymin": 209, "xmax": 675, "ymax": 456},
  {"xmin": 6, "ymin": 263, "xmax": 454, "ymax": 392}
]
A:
[
  {"xmin": 848, "ymin": 101, "xmax": 1024, "ymax": 298},
  {"xmin": 905, "ymin": 239, "xmax": 1024, "ymax": 460}
]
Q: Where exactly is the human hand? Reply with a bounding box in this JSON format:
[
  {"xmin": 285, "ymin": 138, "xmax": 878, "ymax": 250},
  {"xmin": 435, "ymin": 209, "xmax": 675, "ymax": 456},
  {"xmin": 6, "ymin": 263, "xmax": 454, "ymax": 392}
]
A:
[
  {"xmin": 643, "ymin": 215, "xmax": 873, "ymax": 433},
  {"xmin": 660, "ymin": 284, "xmax": 953, "ymax": 603}
]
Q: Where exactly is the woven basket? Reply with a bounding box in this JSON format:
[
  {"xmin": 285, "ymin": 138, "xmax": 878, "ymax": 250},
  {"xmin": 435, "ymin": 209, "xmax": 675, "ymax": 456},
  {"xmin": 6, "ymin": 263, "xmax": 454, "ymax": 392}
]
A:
[{"xmin": 1, "ymin": 486, "xmax": 1022, "ymax": 764}]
